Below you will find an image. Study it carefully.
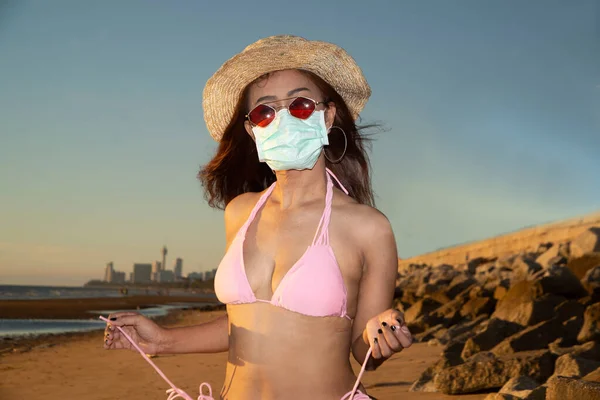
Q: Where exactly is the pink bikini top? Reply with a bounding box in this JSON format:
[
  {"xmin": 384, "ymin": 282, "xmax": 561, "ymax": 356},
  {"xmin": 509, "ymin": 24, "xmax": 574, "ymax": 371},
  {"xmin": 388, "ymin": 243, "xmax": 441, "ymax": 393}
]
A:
[{"xmin": 214, "ymin": 168, "xmax": 352, "ymax": 321}]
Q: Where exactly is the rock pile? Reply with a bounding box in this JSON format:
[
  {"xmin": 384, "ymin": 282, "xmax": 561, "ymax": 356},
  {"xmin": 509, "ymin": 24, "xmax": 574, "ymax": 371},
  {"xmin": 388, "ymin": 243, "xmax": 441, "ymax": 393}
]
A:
[{"xmin": 397, "ymin": 227, "xmax": 600, "ymax": 399}]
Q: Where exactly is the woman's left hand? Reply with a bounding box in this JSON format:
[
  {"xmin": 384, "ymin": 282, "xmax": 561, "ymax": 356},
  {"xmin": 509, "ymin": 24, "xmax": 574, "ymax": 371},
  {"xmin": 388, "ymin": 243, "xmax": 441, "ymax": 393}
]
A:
[{"xmin": 362, "ymin": 308, "xmax": 413, "ymax": 359}]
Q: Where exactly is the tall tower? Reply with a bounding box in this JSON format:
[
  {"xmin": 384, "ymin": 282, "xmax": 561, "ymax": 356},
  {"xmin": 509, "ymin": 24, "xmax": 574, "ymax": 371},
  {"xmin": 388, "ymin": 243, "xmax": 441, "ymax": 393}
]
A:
[{"xmin": 162, "ymin": 245, "xmax": 168, "ymax": 272}]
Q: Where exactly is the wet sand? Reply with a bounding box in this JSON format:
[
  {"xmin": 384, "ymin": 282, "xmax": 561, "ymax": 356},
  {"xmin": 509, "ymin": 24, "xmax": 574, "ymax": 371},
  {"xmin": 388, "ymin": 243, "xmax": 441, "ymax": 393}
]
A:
[{"xmin": 0, "ymin": 309, "xmax": 488, "ymax": 400}]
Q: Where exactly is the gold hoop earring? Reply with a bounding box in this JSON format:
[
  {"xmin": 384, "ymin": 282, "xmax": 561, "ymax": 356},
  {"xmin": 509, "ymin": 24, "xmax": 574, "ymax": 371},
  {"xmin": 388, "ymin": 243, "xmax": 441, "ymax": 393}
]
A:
[{"xmin": 324, "ymin": 126, "xmax": 347, "ymax": 164}]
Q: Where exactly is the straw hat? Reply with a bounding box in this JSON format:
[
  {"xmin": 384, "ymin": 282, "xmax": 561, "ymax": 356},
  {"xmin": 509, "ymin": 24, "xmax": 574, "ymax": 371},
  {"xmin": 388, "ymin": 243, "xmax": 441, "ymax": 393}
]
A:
[{"xmin": 202, "ymin": 35, "xmax": 371, "ymax": 142}]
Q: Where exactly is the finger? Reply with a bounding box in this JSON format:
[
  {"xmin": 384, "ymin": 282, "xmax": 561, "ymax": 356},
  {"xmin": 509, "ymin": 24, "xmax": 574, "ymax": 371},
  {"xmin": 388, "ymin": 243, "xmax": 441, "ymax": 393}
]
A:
[
  {"xmin": 396, "ymin": 324, "xmax": 413, "ymax": 348},
  {"xmin": 107, "ymin": 314, "xmax": 142, "ymax": 327},
  {"xmin": 375, "ymin": 326, "xmax": 393, "ymax": 358},
  {"xmin": 379, "ymin": 321, "xmax": 402, "ymax": 352}
]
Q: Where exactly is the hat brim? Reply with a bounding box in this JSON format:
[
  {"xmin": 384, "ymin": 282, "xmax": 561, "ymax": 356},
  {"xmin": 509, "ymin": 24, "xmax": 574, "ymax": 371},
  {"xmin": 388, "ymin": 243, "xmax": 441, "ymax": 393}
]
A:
[{"xmin": 202, "ymin": 36, "xmax": 371, "ymax": 142}]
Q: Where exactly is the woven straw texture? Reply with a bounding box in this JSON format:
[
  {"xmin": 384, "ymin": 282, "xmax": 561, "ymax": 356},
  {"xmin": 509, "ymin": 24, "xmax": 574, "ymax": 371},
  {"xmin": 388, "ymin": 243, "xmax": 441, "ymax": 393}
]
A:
[{"xmin": 202, "ymin": 35, "xmax": 371, "ymax": 142}]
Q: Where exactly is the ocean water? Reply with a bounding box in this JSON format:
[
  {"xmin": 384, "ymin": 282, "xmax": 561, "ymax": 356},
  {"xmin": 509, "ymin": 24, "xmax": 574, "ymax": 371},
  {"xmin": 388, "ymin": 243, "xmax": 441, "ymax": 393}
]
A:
[
  {"xmin": 0, "ymin": 303, "xmax": 214, "ymax": 337},
  {"xmin": 0, "ymin": 285, "xmax": 218, "ymax": 338}
]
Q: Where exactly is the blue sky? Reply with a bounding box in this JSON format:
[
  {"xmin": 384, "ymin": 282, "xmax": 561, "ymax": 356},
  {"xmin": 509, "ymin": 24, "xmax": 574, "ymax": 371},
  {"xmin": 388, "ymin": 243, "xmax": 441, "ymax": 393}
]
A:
[{"xmin": 1, "ymin": 0, "xmax": 598, "ymax": 286}]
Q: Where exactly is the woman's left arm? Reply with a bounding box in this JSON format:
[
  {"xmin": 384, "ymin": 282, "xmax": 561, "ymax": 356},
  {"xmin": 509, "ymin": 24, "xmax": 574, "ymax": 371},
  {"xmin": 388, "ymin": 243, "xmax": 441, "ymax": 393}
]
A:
[{"xmin": 350, "ymin": 210, "xmax": 412, "ymax": 370}]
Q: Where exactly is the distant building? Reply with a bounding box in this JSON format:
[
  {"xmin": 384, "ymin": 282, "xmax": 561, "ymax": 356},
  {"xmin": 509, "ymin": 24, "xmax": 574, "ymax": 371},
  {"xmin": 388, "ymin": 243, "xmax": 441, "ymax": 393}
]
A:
[
  {"xmin": 113, "ymin": 271, "xmax": 126, "ymax": 284},
  {"xmin": 132, "ymin": 263, "xmax": 152, "ymax": 284},
  {"xmin": 159, "ymin": 270, "xmax": 174, "ymax": 283},
  {"xmin": 188, "ymin": 272, "xmax": 203, "ymax": 281},
  {"xmin": 152, "ymin": 261, "xmax": 162, "ymax": 282},
  {"xmin": 203, "ymin": 269, "xmax": 217, "ymax": 281},
  {"xmin": 103, "ymin": 262, "xmax": 114, "ymax": 282},
  {"xmin": 173, "ymin": 258, "xmax": 183, "ymax": 280}
]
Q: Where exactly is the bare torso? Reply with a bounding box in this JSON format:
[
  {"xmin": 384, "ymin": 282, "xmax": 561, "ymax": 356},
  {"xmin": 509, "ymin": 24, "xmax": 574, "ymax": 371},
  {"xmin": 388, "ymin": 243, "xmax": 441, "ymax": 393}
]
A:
[{"xmin": 219, "ymin": 185, "xmax": 369, "ymax": 400}]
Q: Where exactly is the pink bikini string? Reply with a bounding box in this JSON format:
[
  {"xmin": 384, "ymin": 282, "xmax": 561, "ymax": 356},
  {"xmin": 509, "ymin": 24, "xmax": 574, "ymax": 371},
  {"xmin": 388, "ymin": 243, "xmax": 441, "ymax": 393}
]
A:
[
  {"xmin": 99, "ymin": 316, "xmax": 213, "ymax": 400},
  {"xmin": 100, "ymin": 315, "xmax": 378, "ymax": 400}
]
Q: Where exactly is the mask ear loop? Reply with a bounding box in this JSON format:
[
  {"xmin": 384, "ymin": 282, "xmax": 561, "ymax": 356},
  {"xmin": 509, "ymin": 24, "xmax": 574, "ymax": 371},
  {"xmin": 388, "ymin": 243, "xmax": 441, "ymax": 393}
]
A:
[{"xmin": 324, "ymin": 126, "xmax": 348, "ymax": 164}]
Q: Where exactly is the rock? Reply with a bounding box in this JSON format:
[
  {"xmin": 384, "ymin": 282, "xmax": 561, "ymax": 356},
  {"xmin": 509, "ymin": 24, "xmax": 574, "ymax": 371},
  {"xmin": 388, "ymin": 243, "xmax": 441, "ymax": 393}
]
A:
[
  {"xmin": 427, "ymin": 263, "xmax": 459, "ymax": 286},
  {"xmin": 409, "ymin": 351, "xmax": 462, "ymax": 392},
  {"xmin": 446, "ymin": 274, "xmax": 477, "ymax": 299},
  {"xmin": 494, "ymin": 285, "xmax": 509, "ymax": 301},
  {"xmin": 404, "ymin": 298, "xmax": 442, "ymax": 324},
  {"xmin": 578, "ymin": 302, "xmax": 600, "ymax": 343},
  {"xmin": 533, "ymin": 264, "xmax": 588, "ymax": 298},
  {"xmin": 570, "ymin": 227, "xmax": 600, "ymax": 258},
  {"xmin": 522, "ymin": 384, "xmax": 547, "ymax": 400},
  {"xmin": 441, "ymin": 314, "xmax": 488, "ymax": 344},
  {"xmin": 413, "ymin": 323, "xmax": 446, "ymax": 343},
  {"xmin": 461, "ymin": 318, "xmax": 523, "ymax": 360},
  {"xmin": 510, "ymin": 255, "xmax": 543, "ymax": 280},
  {"xmin": 427, "ymin": 286, "xmax": 473, "ymax": 328},
  {"xmin": 491, "ymin": 318, "xmax": 565, "ymax": 356},
  {"xmin": 554, "ymin": 299, "xmax": 586, "ymax": 323},
  {"xmin": 416, "ymin": 283, "xmax": 440, "ymax": 298},
  {"xmin": 549, "ymin": 340, "xmax": 600, "ymax": 361},
  {"xmin": 553, "ymin": 353, "xmax": 600, "ymax": 378},
  {"xmin": 492, "ymin": 280, "xmax": 565, "ymax": 327},
  {"xmin": 483, "ymin": 394, "xmax": 518, "ymax": 400},
  {"xmin": 536, "ymin": 245, "xmax": 560, "ymax": 268},
  {"xmin": 498, "ymin": 375, "xmax": 539, "ymax": 397},
  {"xmin": 582, "ymin": 266, "xmax": 600, "ymax": 295},
  {"xmin": 433, "ymin": 350, "xmax": 556, "ymax": 394},
  {"xmin": 460, "ymin": 296, "xmax": 496, "ymax": 319},
  {"xmin": 563, "ymin": 316, "xmax": 585, "ymax": 345},
  {"xmin": 546, "ymin": 376, "xmax": 600, "ymax": 400},
  {"xmin": 583, "ymin": 366, "xmax": 600, "ymax": 382},
  {"xmin": 568, "ymin": 253, "xmax": 600, "ymax": 280},
  {"xmin": 468, "ymin": 257, "xmax": 497, "ymax": 275}
]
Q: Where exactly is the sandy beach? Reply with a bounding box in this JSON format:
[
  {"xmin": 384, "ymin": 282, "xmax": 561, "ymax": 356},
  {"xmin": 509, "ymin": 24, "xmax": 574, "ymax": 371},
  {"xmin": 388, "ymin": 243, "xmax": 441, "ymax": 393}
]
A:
[{"xmin": 1, "ymin": 307, "xmax": 488, "ymax": 400}]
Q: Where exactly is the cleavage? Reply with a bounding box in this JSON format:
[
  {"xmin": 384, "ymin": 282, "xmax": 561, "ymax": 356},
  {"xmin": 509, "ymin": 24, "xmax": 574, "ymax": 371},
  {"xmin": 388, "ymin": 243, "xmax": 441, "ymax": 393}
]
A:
[{"xmin": 242, "ymin": 204, "xmax": 322, "ymax": 300}]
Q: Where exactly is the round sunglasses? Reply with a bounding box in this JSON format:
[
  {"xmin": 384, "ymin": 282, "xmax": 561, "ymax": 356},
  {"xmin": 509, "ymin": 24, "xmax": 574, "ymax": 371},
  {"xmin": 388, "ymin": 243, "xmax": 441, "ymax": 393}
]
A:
[{"xmin": 246, "ymin": 96, "xmax": 328, "ymax": 128}]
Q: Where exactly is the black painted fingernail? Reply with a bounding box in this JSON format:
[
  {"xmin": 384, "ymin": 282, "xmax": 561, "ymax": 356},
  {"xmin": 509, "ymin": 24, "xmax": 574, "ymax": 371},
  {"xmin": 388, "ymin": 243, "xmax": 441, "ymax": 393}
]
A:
[
  {"xmin": 110, "ymin": 317, "xmax": 117, "ymax": 321},
  {"xmin": 374, "ymin": 338, "xmax": 378, "ymax": 345},
  {"xmin": 378, "ymin": 328, "xmax": 383, "ymax": 334},
  {"xmin": 105, "ymin": 339, "xmax": 108, "ymax": 344},
  {"xmin": 396, "ymin": 318, "xmax": 403, "ymax": 325},
  {"xmin": 382, "ymin": 322, "xmax": 387, "ymax": 327},
  {"xmin": 391, "ymin": 325, "xmax": 396, "ymax": 331}
]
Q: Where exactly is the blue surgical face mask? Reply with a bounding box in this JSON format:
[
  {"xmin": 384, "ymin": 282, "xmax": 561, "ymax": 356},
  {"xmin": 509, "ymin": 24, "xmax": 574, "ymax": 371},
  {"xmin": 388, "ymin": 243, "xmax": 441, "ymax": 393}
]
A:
[{"xmin": 252, "ymin": 109, "xmax": 329, "ymax": 171}]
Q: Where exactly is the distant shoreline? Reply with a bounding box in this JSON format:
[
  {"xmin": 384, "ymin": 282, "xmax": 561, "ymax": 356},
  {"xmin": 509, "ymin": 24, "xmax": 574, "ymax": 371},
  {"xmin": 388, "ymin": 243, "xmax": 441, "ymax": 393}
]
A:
[{"xmin": 0, "ymin": 294, "xmax": 222, "ymax": 319}]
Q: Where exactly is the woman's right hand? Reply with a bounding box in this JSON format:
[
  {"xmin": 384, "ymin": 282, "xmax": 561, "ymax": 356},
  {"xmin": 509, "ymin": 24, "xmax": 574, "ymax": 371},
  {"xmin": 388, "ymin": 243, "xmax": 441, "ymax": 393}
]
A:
[{"xmin": 103, "ymin": 312, "xmax": 169, "ymax": 355}]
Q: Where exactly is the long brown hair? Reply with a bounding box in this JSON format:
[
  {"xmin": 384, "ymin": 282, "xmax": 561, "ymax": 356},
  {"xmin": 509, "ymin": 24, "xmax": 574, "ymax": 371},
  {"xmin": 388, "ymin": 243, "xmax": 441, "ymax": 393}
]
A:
[{"xmin": 198, "ymin": 70, "xmax": 376, "ymax": 209}]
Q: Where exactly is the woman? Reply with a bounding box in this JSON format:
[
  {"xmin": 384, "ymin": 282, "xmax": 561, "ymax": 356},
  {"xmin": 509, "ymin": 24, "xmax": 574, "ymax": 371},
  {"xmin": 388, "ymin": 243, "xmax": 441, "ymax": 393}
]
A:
[{"xmin": 104, "ymin": 35, "xmax": 412, "ymax": 400}]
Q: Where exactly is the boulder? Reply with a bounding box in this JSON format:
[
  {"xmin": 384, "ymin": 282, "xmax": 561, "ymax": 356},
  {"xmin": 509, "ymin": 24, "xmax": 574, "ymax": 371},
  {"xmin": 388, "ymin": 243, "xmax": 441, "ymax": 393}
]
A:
[
  {"xmin": 567, "ymin": 253, "xmax": 600, "ymax": 280},
  {"xmin": 461, "ymin": 318, "xmax": 523, "ymax": 360},
  {"xmin": 509, "ymin": 255, "xmax": 542, "ymax": 281},
  {"xmin": 553, "ymin": 353, "xmax": 600, "ymax": 378},
  {"xmin": 583, "ymin": 366, "xmax": 600, "ymax": 382},
  {"xmin": 413, "ymin": 323, "xmax": 446, "ymax": 343},
  {"xmin": 532, "ymin": 264, "xmax": 588, "ymax": 298},
  {"xmin": 498, "ymin": 376, "xmax": 539, "ymax": 398},
  {"xmin": 492, "ymin": 280, "xmax": 565, "ymax": 327},
  {"xmin": 578, "ymin": 302, "xmax": 600, "ymax": 343},
  {"xmin": 570, "ymin": 227, "xmax": 600, "ymax": 258},
  {"xmin": 433, "ymin": 350, "xmax": 556, "ymax": 394},
  {"xmin": 491, "ymin": 318, "xmax": 565, "ymax": 356},
  {"xmin": 582, "ymin": 266, "xmax": 600, "ymax": 295},
  {"xmin": 404, "ymin": 298, "xmax": 442, "ymax": 324},
  {"xmin": 446, "ymin": 274, "xmax": 477, "ymax": 299},
  {"xmin": 467, "ymin": 256, "xmax": 497, "ymax": 275},
  {"xmin": 460, "ymin": 296, "xmax": 495, "ymax": 319},
  {"xmin": 546, "ymin": 376, "xmax": 600, "ymax": 400},
  {"xmin": 549, "ymin": 340, "xmax": 600, "ymax": 361},
  {"xmin": 536, "ymin": 245, "xmax": 560, "ymax": 268},
  {"xmin": 554, "ymin": 299, "xmax": 586, "ymax": 323},
  {"xmin": 439, "ymin": 314, "xmax": 488, "ymax": 344}
]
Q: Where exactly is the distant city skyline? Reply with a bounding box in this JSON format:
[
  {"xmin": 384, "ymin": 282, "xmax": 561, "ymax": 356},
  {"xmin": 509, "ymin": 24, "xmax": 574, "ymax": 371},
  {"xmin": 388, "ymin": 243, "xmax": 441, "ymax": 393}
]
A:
[{"xmin": 1, "ymin": 1, "xmax": 599, "ymax": 286}]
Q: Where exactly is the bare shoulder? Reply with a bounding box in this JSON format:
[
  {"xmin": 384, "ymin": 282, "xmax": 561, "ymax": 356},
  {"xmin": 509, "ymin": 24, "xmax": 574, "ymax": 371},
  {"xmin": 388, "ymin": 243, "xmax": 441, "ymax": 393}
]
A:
[
  {"xmin": 333, "ymin": 191, "xmax": 394, "ymax": 243},
  {"xmin": 224, "ymin": 191, "xmax": 262, "ymax": 240}
]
